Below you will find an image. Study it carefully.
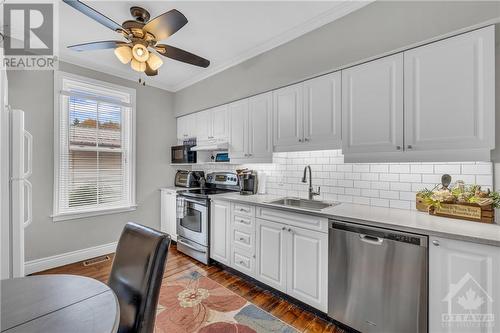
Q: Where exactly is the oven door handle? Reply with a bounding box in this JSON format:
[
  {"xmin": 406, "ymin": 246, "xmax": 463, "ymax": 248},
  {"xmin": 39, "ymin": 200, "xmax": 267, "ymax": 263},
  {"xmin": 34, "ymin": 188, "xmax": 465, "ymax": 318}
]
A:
[
  {"xmin": 178, "ymin": 239, "xmax": 207, "ymax": 253},
  {"xmin": 181, "ymin": 196, "xmax": 208, "ymax": 206}
]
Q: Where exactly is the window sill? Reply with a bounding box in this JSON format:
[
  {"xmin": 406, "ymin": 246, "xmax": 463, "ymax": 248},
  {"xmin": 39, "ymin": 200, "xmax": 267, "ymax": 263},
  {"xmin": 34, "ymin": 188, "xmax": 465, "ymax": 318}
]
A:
[{"xmin": 52, "ymin": 205, "xmax": 137, "ymax": 222}]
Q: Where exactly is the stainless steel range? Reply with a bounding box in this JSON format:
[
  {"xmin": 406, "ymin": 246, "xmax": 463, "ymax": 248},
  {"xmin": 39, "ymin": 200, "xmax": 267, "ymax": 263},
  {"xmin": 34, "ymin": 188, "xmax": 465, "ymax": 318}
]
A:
[{"xmin": 176, "ymin": 172, "xmax": 239, "ymax": 264}]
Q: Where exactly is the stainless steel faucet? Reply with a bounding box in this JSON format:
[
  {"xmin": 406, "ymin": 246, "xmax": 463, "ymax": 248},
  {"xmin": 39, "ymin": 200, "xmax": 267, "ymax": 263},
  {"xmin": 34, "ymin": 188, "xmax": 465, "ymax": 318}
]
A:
[{"xmin": 302, "ymin": 165, "xmax": 320, "ymax": 200}]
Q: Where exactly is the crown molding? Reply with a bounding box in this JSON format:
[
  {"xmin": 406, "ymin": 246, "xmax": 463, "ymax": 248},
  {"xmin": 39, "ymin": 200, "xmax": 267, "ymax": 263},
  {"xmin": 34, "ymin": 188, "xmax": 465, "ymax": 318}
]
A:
[{"xmin": 170, "ymin": 0, "xmax": 373, "ymax": 92}]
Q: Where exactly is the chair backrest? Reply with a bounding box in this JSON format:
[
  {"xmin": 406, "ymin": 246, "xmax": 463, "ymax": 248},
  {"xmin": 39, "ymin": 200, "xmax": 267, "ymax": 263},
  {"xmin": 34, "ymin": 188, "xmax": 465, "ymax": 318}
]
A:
[{"xmin": 108, "ymin": 222, "xmax": 171, "ymax": 333}]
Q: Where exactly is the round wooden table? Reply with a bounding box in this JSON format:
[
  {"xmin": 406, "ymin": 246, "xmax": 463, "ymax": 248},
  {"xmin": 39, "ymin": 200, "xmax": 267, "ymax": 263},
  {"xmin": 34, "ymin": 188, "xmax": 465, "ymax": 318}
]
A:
[{"xmin": 1, "ymin": 274, "xmax": 120, "ymax": 333}]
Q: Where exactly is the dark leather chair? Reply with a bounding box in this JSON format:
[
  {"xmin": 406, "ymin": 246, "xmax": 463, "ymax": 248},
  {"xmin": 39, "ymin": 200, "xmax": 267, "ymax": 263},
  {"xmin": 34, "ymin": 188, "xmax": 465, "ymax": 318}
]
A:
[{"xmin": 108, "ymin": 222, "xmax": 171, "ymax": 333}]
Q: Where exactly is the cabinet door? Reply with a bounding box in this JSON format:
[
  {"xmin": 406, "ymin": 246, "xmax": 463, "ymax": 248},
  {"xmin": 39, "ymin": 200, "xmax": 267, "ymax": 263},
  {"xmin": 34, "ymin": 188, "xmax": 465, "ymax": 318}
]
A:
[
  {"xmin": 176, "ymin": 116, "xmax": 187, "ymax": 141},
  {"xmin": 405, "ymin": 26, "xmax": 494, "ymax": 152},
  {"xmin": 303, "ymin": 72, "xmax": 341, "ymax": 149},
  {"xmin": 229, "ymin": 99, "xmax": 249, "ymax": 160},
  {"xmin": 160, "ymin": 191, "xmax": 177, "ymax": 241},
  {"xmin": 248, "ymin": 92, "xmax": 273, "ymax": 161},
  {"xmin": 429, "ymin": 236, "xmax": 500, "ymax": 333},
  {"xmin": 210, "ymin": 200, "xmax": 231, "ymax": 265},
  {"xmin": 255, "ymin": 219, "xmax": 287, "ymax": 292},
  {"xmin": 342, "ymin": 54, "xmax": 404, "ymax": 154},
  {"xmin": 211, "ymin": 105, "xmax": 229, "ymax": 141},
  {"xmin": 273, "ymin": 83, "xmax": 303, "ymax": 149},
  {"xmin": 195, "ymin": 109, "xmax": 212, "ymax": 141},
  {"xmin": 286, "ymin": 226, "xmax": 328, "ymax": 312}
]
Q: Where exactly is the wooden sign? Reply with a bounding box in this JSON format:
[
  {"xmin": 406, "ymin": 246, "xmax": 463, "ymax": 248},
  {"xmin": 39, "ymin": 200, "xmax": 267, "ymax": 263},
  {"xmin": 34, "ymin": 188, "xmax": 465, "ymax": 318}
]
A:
[
  {"xmin": 434, "ymin": 204, "xmax": 481, "ymax": 219},
  {"xmin": 429, "ymin": 203, "xmax": 494, "ymax": 223}
]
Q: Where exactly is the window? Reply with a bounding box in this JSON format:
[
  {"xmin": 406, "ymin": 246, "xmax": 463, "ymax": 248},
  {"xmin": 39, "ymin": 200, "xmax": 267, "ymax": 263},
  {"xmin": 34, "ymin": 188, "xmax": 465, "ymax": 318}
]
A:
[{"xmin": 53, "ymin": 71, "xmax": 136, "ymax": 221}]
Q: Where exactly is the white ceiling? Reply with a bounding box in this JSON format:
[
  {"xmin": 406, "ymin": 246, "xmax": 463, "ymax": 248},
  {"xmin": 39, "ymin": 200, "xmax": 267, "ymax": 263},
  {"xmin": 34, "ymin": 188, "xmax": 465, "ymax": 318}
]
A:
[{"xmin": 59, "ymin": 1, "xmax": 370, "ymax": 92}]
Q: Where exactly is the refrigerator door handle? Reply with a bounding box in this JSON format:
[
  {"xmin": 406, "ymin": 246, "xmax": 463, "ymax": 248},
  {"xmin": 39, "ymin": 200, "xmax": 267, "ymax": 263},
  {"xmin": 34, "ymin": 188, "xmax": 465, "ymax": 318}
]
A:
[
  {"xmin": 23, "ymin": 179, "xmax": 33, "ymax": 227},
  {"xmin": 24, "ymin": 130, "xmax": 33, "ymax": 178}
]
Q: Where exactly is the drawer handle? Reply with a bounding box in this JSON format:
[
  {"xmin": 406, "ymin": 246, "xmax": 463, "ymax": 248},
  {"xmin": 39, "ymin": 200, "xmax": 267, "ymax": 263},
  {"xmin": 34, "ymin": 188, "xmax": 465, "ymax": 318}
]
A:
[
  {"xmin": 238, "ymin": 219, "xmax": 250, "ymax": 224},
  {"xmin": 239, "ymin": 237, "xmax": 246, "ymax": 242},
  {"xmin": 432, "ymin": 240, "xmax": 440, "ymax": 246},
  {"xmin": 239, "ymin": 260, "xmax": 247, "ymax": 266},
  {"xmin": 239, "ymin": 208, "xmax": 248, "ymax": 212}
]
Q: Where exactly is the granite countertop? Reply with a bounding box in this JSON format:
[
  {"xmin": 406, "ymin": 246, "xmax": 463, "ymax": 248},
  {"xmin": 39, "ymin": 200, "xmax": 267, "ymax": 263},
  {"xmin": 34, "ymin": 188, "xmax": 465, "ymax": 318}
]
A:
[{"xmin": 210, "ymin": 192, "xmax": 500, "ymax": 247}]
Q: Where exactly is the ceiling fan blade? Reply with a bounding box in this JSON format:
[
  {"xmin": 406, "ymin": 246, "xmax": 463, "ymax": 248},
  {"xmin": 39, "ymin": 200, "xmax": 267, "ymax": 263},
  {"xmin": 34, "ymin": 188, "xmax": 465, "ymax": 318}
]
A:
[
  {"xmin": 156, "ymin": 44, "xmax": 210, "ymax": 68},
  {"xmin": 143, "ymin": 9, "xmax": 188, "ymax": 41},
  {"xmin": 145, "ymin": 63, "xmax": 158, "ymax": 76},
  {"xmin": 63, "ymin": 0, "xmax": 122, "ymax": 31},
  {"xmin": 68, "ymin": 41, "xmax": 126, "ymax": 52}
]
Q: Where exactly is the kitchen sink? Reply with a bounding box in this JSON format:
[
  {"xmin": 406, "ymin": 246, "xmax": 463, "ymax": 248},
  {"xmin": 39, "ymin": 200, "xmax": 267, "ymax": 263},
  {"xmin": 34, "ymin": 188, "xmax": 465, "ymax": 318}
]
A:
[{"xmin": 267, "ymin": 197, "xmax": 339, "ymax": 211}]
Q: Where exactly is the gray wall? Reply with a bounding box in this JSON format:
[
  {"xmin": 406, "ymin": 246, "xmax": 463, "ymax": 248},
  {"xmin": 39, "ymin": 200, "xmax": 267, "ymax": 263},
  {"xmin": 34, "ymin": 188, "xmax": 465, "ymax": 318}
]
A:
[
  {"xmin": 8, "ymin": 62, "xmax": 177, "ymax": 261},
  {"xmin": 174, "ymin": 1, "xmax": 500, "ymax": 116}
]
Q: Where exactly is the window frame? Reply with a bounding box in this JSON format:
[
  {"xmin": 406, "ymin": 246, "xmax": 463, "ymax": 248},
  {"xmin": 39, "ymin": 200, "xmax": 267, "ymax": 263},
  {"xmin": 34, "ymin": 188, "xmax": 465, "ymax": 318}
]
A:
[{"xmin": 53, "ymin": 71, "xmax": 136, "ymax": 222}]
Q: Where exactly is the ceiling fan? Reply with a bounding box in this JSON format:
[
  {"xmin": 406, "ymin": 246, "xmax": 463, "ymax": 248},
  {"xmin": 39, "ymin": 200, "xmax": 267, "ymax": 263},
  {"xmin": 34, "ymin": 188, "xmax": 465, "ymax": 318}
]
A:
[{"xmin": 63, "ymin": 0, "xmax": 210, "ymax": 77}]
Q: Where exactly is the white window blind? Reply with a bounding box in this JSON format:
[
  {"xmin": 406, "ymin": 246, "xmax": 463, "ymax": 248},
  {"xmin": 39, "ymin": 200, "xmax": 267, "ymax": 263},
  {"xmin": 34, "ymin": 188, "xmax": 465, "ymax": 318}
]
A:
[{"xmin": 54, "ymin": 72, "xmax": 136, "ymax": 220}]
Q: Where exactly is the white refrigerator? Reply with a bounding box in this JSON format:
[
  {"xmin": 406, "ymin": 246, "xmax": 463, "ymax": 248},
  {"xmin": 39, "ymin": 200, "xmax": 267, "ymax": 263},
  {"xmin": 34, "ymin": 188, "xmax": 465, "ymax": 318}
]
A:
[{"xmin": 0, "ymin": 69, "xmax": 33, "ymax": 279}]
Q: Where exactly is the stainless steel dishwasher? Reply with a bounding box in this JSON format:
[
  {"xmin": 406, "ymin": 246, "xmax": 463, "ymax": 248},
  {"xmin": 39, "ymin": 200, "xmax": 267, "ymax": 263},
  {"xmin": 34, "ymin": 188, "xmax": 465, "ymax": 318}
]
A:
[{"xmin": 328, "ymin": 220, "xmax": 428, "ymax": 333}]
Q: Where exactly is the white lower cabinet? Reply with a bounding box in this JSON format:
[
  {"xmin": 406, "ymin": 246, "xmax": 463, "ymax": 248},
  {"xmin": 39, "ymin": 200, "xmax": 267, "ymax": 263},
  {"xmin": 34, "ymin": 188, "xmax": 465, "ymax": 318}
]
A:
[
  {"xmin": 255, "ymin": 218, "xmax": 288, "ymax": 293},
  {"xmin": 160, "ymin": 189, "xmax": 177, "ymax": 241},
  {"xmin": 429, "ymin": 236, "xmax": 500, "ymax": 333},
  {"xmin": 210, "ymin": 200, "xmax": 231, "ymax": 265},
  {"xmin": 286, "ymin": 225, "xmax": 328, "ymax": 311},
  {"xmin": 256, "ymin": 217, "xmax": 328, "ymax": 312}
]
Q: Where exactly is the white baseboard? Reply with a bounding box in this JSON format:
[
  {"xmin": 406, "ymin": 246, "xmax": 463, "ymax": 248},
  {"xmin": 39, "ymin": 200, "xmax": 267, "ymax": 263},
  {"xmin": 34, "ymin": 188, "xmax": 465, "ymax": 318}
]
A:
[{"xmin": 25, "ymin": 241, "xmax": 118, "ymax": 275}]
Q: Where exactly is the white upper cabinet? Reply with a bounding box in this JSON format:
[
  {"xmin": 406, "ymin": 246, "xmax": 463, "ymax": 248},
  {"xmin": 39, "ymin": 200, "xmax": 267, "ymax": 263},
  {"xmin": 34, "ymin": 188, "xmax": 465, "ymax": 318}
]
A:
[
  {"xmin": 404, "ymin": 26, "xmax": 495, "ymax": 152},
  {"xmin": 273, "ymin": 73, "xmax": 342, "ymax": 152},
  {"xmin": 342, "ymin": 54, "xmax": 404, "ymax": 155},
  {"xmin": 303, "ymin": 72, "xmax": 342, "ymax": 149},
  {"xmin": 229, "ymin": 93, "xmax": 273, "ymax": 163},
  {"xmin": 248, "ymin": 92, "xmax": 273, "ymax": 161},
  {"xmin": 229, "ymin": 99, "xmax": 249, "ymax": 160},
  {"xmin": 176, "ymin": 113, "xmax": 196, "ymax": 141},
  {"xmin": 195, "ymin": 109, "xmax": 212, "ymax": 141},
  {"xmin": 342, "ymin": 26, "xmax": 495, "ymax": 162},
  {"xmin": 211, "ymin": 105, "xmax": 230, "ymax": 141},
  {"xmin": 273, "ymin": 83, "xmax": 304, "ymax": 149}
]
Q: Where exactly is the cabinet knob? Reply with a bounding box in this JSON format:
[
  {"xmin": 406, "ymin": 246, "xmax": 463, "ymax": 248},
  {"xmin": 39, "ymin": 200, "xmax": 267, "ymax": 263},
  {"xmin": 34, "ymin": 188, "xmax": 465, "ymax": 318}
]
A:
[
  {"xmin": 396, "ymin": 146, "xmax": 401, "ymax": 150},
  {"xmin": 407, "ymin": 145, "xmax": 413, "ymax": 150},
  {"xmin": 432, "ymin": 240, "xmax": 440, "ymax": 246},
  {"xmin": 282, "ymin": 226, "xmax": 286, "ymax": 231},
  {"xmin": 288, "ymin": 228, "xmax": 293, "ymax": 233},
  {"xmin": 239, "ymin": 237, "xmax": 245, "ymax": 241},
  {"xmin": 304, "ymin": 138, "xmax": 310, "ymax": 142},
  {"xmin": 298, "ymin": 139, "xmax": 302, "ymax": 142}
]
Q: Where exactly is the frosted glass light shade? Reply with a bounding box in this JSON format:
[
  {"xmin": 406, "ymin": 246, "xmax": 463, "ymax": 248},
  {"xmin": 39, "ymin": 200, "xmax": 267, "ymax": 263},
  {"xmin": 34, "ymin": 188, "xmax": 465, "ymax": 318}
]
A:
[
  {"xmin": 146, "ymin": 53, "xmax": 163, "ymax": 71},
  {"xmin": 114, "ymin": 46, "xmax": 132, "ymax": 64},
  {"xmin": 130, "ymin": 59, "xmax": 146, "ymax": 72},
  {"xmin": 132, "ymin": 44, "xmax": 149, "ymax": 62}
]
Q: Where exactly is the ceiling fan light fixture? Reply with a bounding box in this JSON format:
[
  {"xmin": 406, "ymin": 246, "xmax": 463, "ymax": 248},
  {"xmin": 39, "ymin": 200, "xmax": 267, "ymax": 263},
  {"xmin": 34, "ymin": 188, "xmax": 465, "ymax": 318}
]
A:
[
  {"xmin": 131, "ymin": 59, "xmax": 146, "ymax": 72},
  {"xmin": 114, "ymin": 45, "xmax": 132, "ymax": 64},
  {"xmin": 147, "ymin": 53, "xmax": 163, "ymax": 71},
  {"xmin": 132, "ymin": 43, "xmax": 149, "ymax": 62}
]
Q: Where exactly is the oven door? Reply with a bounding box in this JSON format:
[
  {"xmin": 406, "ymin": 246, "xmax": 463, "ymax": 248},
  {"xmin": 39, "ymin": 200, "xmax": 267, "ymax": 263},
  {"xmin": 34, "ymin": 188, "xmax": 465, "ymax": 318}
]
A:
[{"xmin": 177, "ymin": 196, "xmax": 208, "ymax": 246}]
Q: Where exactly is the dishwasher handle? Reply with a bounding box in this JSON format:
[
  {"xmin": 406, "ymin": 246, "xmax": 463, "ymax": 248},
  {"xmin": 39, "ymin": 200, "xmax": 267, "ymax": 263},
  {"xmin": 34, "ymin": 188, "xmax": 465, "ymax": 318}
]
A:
[{"xmin": 359, "ymin": 233, "xmax": 384, "ymax": 245}]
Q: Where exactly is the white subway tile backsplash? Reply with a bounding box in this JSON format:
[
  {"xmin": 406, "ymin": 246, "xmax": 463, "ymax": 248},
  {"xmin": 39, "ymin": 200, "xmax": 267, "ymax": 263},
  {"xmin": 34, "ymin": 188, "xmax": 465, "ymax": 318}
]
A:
[
  {"xmin": 434, "ymin": 164, "xmax": 461, "ymax": 174},
  {"xmin": 197, "ymin": 149, "xmax": 493, "ymax": 211}
]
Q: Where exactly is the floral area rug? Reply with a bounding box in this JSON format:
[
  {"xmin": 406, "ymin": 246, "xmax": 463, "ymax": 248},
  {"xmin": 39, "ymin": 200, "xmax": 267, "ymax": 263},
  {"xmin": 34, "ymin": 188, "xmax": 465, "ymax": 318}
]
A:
[{"xmin": 154, "ymin": 270, "xmax": 299, "ymax": 333}]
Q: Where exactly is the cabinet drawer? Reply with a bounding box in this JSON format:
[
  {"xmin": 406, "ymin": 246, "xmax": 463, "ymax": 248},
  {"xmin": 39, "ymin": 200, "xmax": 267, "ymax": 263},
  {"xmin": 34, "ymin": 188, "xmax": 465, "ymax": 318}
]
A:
[
  {"xmin": 231, "ymin": 249, "xmax": 255, "ymax": 277},
  {"xmin": 256, "ymin": 207, "xmax": 328, "ymax": 233},
  {"xmin": 233, "ymin": 203, "xmax": 255, "ymax": 216},
  {"xmin": 233, "ymin": 229, "xmax": 254, "ymax": 253},
  {"xmin": 232, "ymin": 214, "xmax": 255, "ymax": 230}
]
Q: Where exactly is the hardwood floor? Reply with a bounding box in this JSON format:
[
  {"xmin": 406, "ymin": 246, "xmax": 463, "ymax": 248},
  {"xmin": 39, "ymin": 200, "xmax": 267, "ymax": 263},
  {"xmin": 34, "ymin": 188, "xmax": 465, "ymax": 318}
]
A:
[{"xmin": 34, "ymin": 244, "xmax": 349, "ymax": 333}]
